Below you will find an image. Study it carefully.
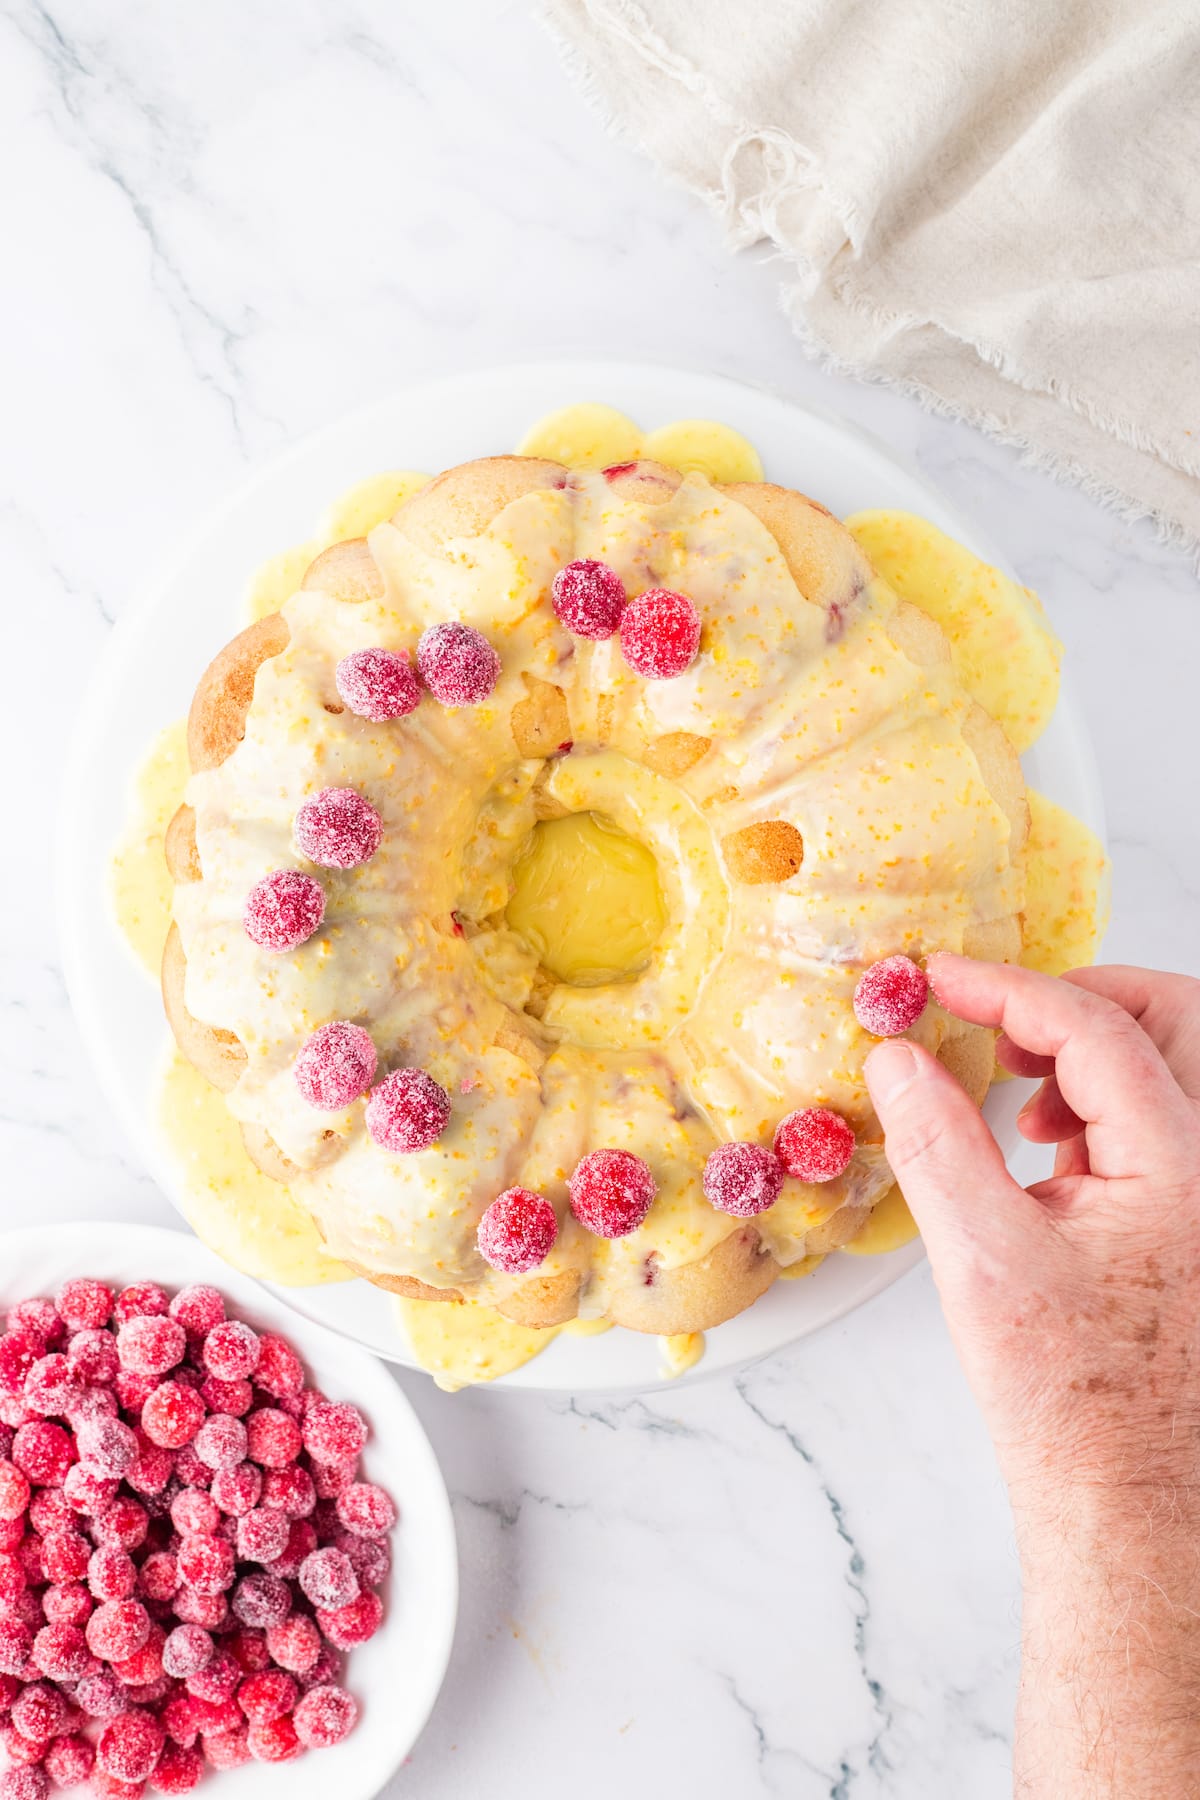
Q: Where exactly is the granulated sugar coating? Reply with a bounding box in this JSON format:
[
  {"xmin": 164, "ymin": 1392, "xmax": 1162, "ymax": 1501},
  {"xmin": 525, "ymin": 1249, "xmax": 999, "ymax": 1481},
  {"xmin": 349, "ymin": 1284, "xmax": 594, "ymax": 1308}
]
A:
[
  {"xmin": 293, "ymin": 1021, "xmax": 378, "ymax": 1112},
  {"xmin": 335, "ymin": 647, "xmax": 421, "ymax": 722},
  {"xmin": 417, "ymin": 620, "xmax": 501, "ymax": 705},
  {"xmin": 853, "ymin": 954, "xmax": 929, "ymax": 1036},
  {"xmin": 293, "ymin": 787, "xmax": 382, "ymax": 871},
  {"xmin": 774, "ymin": 1106, "xmax": 856, "ymax": 1183},
  {"xmin": 702, "ymin": 1142, "xmax": 785, "ymax": 1218},
  {"xmin": 242, "ymin": 869, "xmax": 326, "ymax": 954},
  {"xmin": 365, "ymin": 1067, "xmax": 451, "ymax": 1154}
]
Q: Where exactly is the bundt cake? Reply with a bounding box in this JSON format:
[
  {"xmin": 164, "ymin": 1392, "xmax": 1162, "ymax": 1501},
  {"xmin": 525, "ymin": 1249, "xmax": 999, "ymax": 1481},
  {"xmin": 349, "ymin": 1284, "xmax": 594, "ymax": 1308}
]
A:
[{"xmin": 163, "ymin": 455, "xmax": 1027, "ymax": 1335}]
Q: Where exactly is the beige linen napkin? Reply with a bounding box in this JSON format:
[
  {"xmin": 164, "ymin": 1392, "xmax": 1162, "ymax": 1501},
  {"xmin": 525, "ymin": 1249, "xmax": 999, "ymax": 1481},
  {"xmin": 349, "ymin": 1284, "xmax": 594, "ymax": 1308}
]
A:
[{"xmin": 542, "ymin": 0, "xmax": 1200, "ymax": 552}]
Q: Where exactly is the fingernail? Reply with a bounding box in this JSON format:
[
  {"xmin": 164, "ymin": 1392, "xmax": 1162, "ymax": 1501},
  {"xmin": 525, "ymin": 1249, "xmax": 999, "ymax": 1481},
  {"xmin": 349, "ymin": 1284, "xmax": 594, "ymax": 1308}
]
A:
[
  {"xmin": 865, "ymin": 1041, "xmax": 920, "ymax": 1103},
  {"xmin": 925, "ymin": 950, "xmax": 955, "ymax": 1003}
]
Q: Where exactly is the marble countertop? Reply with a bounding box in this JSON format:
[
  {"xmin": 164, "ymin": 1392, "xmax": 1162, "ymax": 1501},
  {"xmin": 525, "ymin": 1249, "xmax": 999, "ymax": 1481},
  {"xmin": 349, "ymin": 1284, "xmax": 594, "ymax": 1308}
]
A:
[{"xmin": 3, "ymin": 2, "xmax": 1197, "ymax": 1795}]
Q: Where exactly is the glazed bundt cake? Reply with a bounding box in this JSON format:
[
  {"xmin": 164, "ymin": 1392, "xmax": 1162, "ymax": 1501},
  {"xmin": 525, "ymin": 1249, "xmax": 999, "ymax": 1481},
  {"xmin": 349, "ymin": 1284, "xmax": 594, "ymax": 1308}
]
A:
[{"xmin": 163, "ymin": 455, "xmax": 1026, "ymax": 1334}]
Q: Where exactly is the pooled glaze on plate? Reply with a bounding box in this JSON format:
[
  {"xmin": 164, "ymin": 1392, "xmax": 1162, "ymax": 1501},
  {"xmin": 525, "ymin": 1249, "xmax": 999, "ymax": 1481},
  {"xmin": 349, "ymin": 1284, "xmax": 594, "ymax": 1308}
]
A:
[{"xmin": 110, "ymin": 405, "xmax": 1108, "ymax": 1389}]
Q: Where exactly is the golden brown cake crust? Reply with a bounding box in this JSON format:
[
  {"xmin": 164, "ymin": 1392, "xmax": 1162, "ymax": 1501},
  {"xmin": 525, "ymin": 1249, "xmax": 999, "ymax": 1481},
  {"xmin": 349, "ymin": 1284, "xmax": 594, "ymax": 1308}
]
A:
[
  {"xmin": 187, "ymin": 615, "xmax": 290, "ymax": 773},
  {"xmin": 166, "ymin": 453, "xmax": 1026, "ymax": 1340}
]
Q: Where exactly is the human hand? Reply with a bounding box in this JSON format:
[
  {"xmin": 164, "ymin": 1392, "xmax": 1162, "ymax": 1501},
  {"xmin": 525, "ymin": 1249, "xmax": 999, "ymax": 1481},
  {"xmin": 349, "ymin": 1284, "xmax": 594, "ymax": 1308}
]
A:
[{"xmin": 865, "ymin": 956, "xmax": 1200, "ymax": 1796}]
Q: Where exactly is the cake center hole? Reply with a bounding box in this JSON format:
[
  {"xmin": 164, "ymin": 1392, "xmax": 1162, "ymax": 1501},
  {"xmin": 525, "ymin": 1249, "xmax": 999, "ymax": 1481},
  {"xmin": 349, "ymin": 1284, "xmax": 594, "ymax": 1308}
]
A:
[{"xmin": 506, "ymin": 811, "xmax": 666, "ymax": 988}]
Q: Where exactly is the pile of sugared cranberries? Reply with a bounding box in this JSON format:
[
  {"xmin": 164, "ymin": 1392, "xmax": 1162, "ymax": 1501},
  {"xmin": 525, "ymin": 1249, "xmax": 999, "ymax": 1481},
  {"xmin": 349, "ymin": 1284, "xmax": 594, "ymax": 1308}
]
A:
[{"xmin": 0, "ymin": 1278, "xmax": 395, "ymax": 1797}]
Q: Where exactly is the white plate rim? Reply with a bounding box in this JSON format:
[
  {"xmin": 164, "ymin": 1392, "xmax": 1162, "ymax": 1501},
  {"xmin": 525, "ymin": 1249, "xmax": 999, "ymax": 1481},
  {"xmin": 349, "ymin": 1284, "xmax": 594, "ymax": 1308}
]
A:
[{"xmin": 55, "ymin": 358, "xmax": 1107, "ymax": 1394}]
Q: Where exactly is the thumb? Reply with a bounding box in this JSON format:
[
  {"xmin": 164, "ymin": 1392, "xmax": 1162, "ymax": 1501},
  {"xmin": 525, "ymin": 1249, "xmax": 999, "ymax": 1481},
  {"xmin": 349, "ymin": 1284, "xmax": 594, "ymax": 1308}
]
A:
[{"xmin": 864, "ymin": 1040, "xmax": 1047, "ymax": 1286}]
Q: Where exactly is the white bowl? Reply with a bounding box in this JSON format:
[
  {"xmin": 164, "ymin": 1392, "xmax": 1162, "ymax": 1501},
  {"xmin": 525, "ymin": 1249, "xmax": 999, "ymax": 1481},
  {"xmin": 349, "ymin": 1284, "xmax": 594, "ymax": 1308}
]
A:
[
  {"xmin": 57, "ymin": 361, "xmax": 1105, "ymax": 1392},
  {"xmin": 0, "ymin": 1222, "xmax": 458, "ymax": 1797}
]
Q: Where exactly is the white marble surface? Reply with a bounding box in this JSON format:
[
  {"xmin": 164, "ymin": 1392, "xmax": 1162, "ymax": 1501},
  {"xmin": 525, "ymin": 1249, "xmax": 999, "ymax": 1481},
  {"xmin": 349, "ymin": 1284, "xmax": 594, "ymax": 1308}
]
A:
[{"xmin": 2, "ymin": 2, "xmax": 1198, "ymax": 1795}]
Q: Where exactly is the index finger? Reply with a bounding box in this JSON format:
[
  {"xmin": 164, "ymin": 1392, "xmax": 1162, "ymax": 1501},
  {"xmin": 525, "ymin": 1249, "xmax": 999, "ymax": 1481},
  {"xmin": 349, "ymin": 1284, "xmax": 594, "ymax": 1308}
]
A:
[{"xmin": 927, "ymin": 954, "xmax": 1196, "ymax": 1181}]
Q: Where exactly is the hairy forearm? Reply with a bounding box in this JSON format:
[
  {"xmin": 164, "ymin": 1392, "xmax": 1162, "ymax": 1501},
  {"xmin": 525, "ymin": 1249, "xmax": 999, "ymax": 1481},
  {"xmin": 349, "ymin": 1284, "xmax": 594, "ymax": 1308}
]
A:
[{"xmin": 1014, "ymin": 1484, "xmax": 1200, "ymax": 1798}]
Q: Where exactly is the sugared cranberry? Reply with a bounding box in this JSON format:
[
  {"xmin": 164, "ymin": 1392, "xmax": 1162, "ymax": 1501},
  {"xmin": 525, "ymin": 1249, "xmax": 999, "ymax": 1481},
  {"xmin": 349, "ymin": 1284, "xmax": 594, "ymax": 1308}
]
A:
[
  {"xmin": 0, "ymin": 1340, "xmax": 38, "ymax": 1399},
  {"xmin": 210, "ymin": 1464, "xmax": 261, "ymax": 1519},
  {"xmin": 40, "ymin": 1529, "xmax": 90, "ymax": 1584},
  {"xmin": 172, "ymin": 1591, "xmax": 226, "ymax": 1633},
  {"xmin": 43, "ymin": 1733, "xmax": 95, "ymax": 1788},
  {"xmin": 242, "ymin": 869, "xmax": 326, "ymax": 954},
  {"xmin": 112, "ymin": 1286, "xmax": 170, "ymax": 1327},
  {"xmin": 293, "ymin": 788, "xmax": 382, "ymax": 871},
  {"xmin": 774, "ymin": 1107, "xmax": 856, "ymax": 1183},
  {"xmin": 235, "ymin": 1510, "xmax": 289, "ymax": 1566},
  {"xmin": 87, "ymin": 1601, "xmax": 151, "ymax": 1665},
  {"xmin": 230, "ymin": 1573, "xmax": 290, "ymax": 1631},
  {"xmin": 176, "ymin": 1537, "xmax": 234, "ymax": 1598},
  {"xmin": 184, "ymin": 1648, "xmax": 239, "ymax": 1705},
  {"xmin": 161, "ymin": 1625, "xmax": 213, "ymax": 1682},
  {"xmin": 298, "ymin": 1548, "xmax": 359, "ymax": 1612},
  {"xmin": 67, "ymin": 1330, "xmax": 120, "ymax": 1385},
  {"xmin": 619, "ymin": 587, "xmax": 701, "ymax": 679},
  {"xmin": 23, "ymin": 1355, "xmax": 81, "ymax": 1418},
  {"xmin": 261, "ymin": 1466, "xmax": 314, "ymax": 1520},
  {"xmin": 364, "ymin": 1067, "xmax": 450, "ymax": 1154},
  {"xmin": 416, "ymin": 621, "xmax": 500, "ymax": 706},
  {"xmin": 337, "ymin": 1529, "xmax": 390, "ymax": 1589},
  {"xmin": 0, "ymin": 1768, "xmax": 50, "ymax": 1800},
  {"xmin": 336, "ymin": 1482, "xmax": 395, "ymax": 1540},
  {"xmin": 56, "ymin": 1279, "xmax": 114, "ymax": 1332},
  {"xmin": 251, "ymin": 1336, "xmax": 304, "ymax": 1401},
  {"xmin": 170, "ymin": 1492, "xmax": 218, "ymax": 1538},
  {"xmin": 197, "ymin": 1376, "xmax": 251, "ymax": 1419},
  {"xmin": 702, "ymin": 1142, "xmax": 785, "ymax": 1217},
  {"xmin": 853, "ymin": 954, "xmax": 930, "ymax": 1036},
  {"xmin": 137, "ymin": 1554, "xmax": 179, "ymax": 1605},
  {"xmin": 294, "ymin": 1684, "xmax": 357, "ymax": 1750},
  {"xmin": 477, "ymin": 1187, "xmax": 557, "ymax": 1273},
  {"xmin": 298, "ymin": 1645, "xmax": 342, "ymax": 1693},
  {"xmin": 12, "ymin": 1420, "xmax": 73, "ymax": 1486},
  {"xmin": 310, "ymin": 1458, "xmax": 356, "ymax": 1500},
  {"xmin": 63, "ymin": 1463, "xmax": 119, "ymax": 1517},
  {"xmin": 247, "ymin": 1714, "xmax": 301, "ymax": 1763},
  {"xmin": 89, "ymin": 1548, "xmax": 137, "ymax": 1603},
  {"xmin": 267, "ymin": 1519, "xmax": 317, "ymax": 1582},
  {"xmin": 335, "ymin": 647, "xmax": 421, "ymax": 721},
  {"xmin": 12, "ymin": 1683, "xmax": 71, "ymax": 1744},
  {"xmin": 140, "ymin": 1383, "xmax": 204, "ymax": 1453},
  {"xmin": 293, "ymin": 1021, "xmax": 377, "ymax": 1112},
  {"xmin": 96, "ymin": 1709, "xmax": 165, "ymax": 1783},
  {"xmin": 316, "ymin": 1590, "xmax": 383, "ymax": 1650},
  {"xmin": 31, "ymin": 1621, "xmax": 90, "ymax": 1682},
  {"xmin": 244, "ymin": 1410, "xmax": 300, "ymax": 1470},
  {"xmin": 551, "ymin": 559, "xmax": 627, "ymax": 639},
  {"xmin": 201, "ymin": 1726, "xmax": 250, "ymax": 1769},
  {"xmin": 77, "ymin": 1415, "xmax": 138, "ymax": 1478},
  {"xmin": 265, "ymin": 1615, "xmax": 321, "ymax": 1677},
  {"xmin": 28, "ymin": 1490, "xmax": 71, "ymax": 1535},
  {"xmin": 94, "ymin": 1498, "xmax": 149, "ymax": 1552},
  {"xmin": 301, "ymin": 1402, "xmax": 366, "ymax": 1467},
  {"xmin": 172, "ymin": 1447, "xmax": 212, "ymax": 1493},
  {"xmin": 0, "ymin": 1463, "xmax": 30, "ymax": 1522},
  {"xmin": 43, "ymin": 1581, "xmax": 92, "ymax": 1628},
  {"xmin": 167, "ymin": 1288, "xmax": 225, "ymax": 1338},
  {"xmin": 568, "ymin": 1149, "xmax": 656, "ymax": 1238},
  {"xmin": 236, "ymin": 1669, "xmax": 297, "ymax": 1726},
  {"xmin": 200, "ymin": 1325, "xmax": 260, "ymax": 1385},
  {"xmin": 193, "ymin": 1416, "xmax": 247, "ymax": 1474},
  {"xmin": 117, "ymin": 1319, "xmax": 186, "ymax": 1380},
  {"xmin": 113, "ymin": 1370, "xmax": 158, "ymax": 1417},
  {"xmin": 146, "ymin": 1741, "xmax": 203, "ymax": 1794},
  {"xmin": 75, "ymin": 1669, "xmax": 130, "ymax": 1720},
  {"xmin": 7, "ymin": 1301, "xmax": 61, "ymax": 1350}
]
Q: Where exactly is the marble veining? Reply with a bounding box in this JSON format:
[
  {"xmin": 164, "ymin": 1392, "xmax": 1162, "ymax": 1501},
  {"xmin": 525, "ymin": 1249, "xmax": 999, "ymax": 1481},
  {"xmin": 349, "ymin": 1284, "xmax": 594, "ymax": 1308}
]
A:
[{"xmin": 1, "ymin": 1, "xmax": 1196, "ymax": 1795}]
